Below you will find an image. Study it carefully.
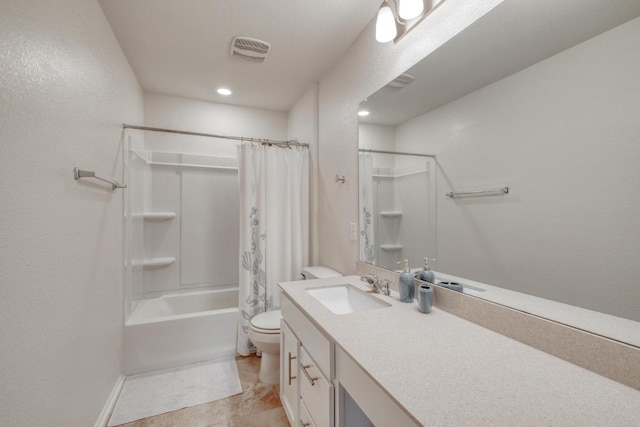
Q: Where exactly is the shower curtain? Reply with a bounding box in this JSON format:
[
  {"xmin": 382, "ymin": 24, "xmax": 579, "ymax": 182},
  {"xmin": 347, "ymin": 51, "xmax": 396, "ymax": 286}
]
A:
[
  {"xmin": 359, "ymin": 153, "xmax": 375, "ymax": 264},
  {"xmin": 237, "ymin": 142, "xmax": 309, "ymax": 355}
]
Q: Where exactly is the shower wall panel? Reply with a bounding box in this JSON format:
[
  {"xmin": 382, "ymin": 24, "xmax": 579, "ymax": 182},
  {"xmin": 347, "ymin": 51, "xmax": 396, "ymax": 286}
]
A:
[{"xmin": 181, "ymin": 168, "xmax": 239, "ymax": 288}]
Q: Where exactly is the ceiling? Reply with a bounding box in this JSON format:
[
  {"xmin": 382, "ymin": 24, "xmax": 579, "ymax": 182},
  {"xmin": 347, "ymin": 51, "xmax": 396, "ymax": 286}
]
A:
[
  {"xmin": 98, "ymin": 0, "xmax": 380, "ymax": 112},
  {"xmin": 359, "ymin": 0, "xmax": 640, "ymax": 126}
]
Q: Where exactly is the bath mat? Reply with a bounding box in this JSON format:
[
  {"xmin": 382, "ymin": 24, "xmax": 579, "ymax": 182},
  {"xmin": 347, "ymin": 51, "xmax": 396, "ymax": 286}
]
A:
[{"xmin": 108, "ymin": 358, "xmax": 242, "ymax": 426}]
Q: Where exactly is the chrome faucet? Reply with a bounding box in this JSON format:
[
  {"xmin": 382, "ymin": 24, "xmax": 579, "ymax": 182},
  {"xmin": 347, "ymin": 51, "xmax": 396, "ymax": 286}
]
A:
[
  {"xmin": 380, "ymin": 279, "xmax": 392, "ymax": 296},
  {"xmin": 360, "ymin": 274, "xmax": 380, "ymax": 293},
  {"xmin": 360, "ymin": 274, "xmax": 392, "ymax": 296}
]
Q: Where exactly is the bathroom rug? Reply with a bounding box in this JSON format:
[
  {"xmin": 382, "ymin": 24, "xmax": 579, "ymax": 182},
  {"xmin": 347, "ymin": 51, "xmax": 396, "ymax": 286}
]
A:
[{"xmin": 108, "ymin": 357, "xmax": 242, "ymax": 426}]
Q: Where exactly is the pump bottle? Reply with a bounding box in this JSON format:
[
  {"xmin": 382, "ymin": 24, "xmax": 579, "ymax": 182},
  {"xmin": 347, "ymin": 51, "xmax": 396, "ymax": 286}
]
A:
[{"xmin": 397, "ymin": 259, "xmax": 414, "ymax": 303}]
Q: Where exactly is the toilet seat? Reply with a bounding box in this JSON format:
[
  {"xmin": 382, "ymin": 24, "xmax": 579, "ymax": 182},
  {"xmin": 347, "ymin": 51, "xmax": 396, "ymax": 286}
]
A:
[{"xmin": 250, "ymin": 310, "xmax": 281, "ymax": 334}]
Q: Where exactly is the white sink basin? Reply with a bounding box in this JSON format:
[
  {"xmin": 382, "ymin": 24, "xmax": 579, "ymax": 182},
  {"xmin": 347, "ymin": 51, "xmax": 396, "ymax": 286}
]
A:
[{"xmin": 306, "ymin": 284, "xmax": 391, "ymax": 314}]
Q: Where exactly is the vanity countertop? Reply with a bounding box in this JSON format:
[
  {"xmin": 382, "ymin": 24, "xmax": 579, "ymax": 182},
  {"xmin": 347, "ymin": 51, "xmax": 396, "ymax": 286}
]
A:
[{"xmin": 279, "ymin": 275, "xmax": 640, "ymax": 426}]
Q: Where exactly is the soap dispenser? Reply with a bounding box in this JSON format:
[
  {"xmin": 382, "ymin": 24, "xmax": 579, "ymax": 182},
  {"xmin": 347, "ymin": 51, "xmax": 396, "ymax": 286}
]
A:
[
  {"xmin": 418, "ymin": 258, "xmax": 435, "ymax": 284},
  {"xmin": 397, "ymin": 259, "xmax": 414, "ymax": 303}
]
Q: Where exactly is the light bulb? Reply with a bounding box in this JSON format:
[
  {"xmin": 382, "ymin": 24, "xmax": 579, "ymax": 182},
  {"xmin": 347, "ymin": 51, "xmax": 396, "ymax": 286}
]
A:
[
  {"xmin": 375, "ymin": 2, "xmax": 397, "ymax": 43},
  {"xmin": 398, "ymin": 0, "xmax": 424, "ymax": 20}
]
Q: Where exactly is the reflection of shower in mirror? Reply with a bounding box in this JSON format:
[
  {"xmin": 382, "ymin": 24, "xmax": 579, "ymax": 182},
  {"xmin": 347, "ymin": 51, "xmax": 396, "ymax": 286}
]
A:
[{"xmin": 358, "ymin": 146, "xmax": 437, "ymax": 271}]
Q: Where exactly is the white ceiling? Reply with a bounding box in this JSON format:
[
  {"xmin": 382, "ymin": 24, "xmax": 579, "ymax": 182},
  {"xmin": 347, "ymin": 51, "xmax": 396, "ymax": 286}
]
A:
[{"xmin": 98, "ymin": 0, "xmax": 381, "ymax": 112}]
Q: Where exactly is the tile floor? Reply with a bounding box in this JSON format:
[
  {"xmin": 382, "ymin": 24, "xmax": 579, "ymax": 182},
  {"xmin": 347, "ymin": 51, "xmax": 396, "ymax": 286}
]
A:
[{"xmin": 114, "ymin": 355, "xmax": 290, "ymax": 427}]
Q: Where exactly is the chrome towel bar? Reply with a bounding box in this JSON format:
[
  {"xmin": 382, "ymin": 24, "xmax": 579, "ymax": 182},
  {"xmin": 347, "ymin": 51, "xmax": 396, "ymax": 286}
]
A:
[
  {"xmin": 446, "ymin": 186, "xmax": 509, "ymax": 198},
  {"xmin": 73, "ymin": 167, "xmax": 126, "ymax": 190}
]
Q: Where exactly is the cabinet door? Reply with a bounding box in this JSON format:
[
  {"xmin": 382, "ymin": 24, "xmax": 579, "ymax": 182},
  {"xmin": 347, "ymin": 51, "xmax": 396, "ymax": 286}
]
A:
[
  {"xmin": 299, "ymin": 345, "xmax": 334, "ymax": 427},
  {"xmin": 280, "ymin": 320, "xmax": 299, "ymax": 426}
]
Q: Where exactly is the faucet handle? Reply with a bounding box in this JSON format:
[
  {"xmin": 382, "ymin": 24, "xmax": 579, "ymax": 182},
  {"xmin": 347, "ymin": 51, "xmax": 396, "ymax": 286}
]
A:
[
  {"xmin": 380, "ymin": 279, "xmax": 392, "ymax": 296},
  {"xmin": 360, "ymin": 274, "xmax": 379, "ymax": 292},
  {"xmin": 360, "ymin": 274, "xmax": 378, "ymax": 285}
]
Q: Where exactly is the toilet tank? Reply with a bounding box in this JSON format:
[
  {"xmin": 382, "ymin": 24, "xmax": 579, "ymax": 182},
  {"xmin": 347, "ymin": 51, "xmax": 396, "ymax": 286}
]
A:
[{"xmin": 301, "ymin": 266, "xmax": 342, "ymax": 280}]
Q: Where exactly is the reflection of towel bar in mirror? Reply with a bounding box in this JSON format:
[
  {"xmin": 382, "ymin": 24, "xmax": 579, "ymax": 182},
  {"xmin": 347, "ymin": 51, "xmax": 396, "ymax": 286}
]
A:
[
  {"xmin": 446, "ymin": 186, "xmax": 509, "ymax": 198},
  {"xmin": 73, "ymin": 167, "xmax": 126, "ymax": 190}
]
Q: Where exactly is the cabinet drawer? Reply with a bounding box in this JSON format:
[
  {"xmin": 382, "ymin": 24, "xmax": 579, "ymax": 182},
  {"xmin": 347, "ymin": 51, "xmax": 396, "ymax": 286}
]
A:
[
  {"xmin": 299, "ymin": 399, "xmax": 317, "ymax": 427},
  {"xmin": 299, "ymin": 346, "xmax": 333, "ymax": 427},
  {"xmin": 282, "ymin": 294, "xmax": 333, "ymax": 377}
]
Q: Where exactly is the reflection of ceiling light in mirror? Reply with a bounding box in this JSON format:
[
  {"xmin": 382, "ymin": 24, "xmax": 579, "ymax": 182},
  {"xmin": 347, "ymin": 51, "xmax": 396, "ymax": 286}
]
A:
[
  {"xmin": 375, "ymin": 1, "xmax": 397, "ymax": 43},
  {"xmin": 398, "ymin": 0, "xmax": 424, "ymax": 20},
  {"xmin": 358, "ymin": 110, "xmax": 370, "ymax": 117},
  {"xmin": 217, "ymin": 88, "xmax": 232, "ymax": 96}
]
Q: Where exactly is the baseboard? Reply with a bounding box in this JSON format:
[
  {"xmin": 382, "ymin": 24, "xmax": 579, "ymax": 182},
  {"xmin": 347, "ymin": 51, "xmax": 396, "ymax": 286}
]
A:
[{"xmin": 94, "ymin": 374, "xmax": 126, "ymax": 427}]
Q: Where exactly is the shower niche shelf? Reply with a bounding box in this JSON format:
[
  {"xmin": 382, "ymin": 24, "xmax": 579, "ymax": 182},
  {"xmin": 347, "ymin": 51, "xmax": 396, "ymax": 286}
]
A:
[
  {"xmin": 142, "ymin": 212, "xmax": 176, "ymax": 221},
  {"xmin": 380, "ymin": 211, "xmax": 402, "ymax": 218},
  {"xmin": 141, "ymin": 257, "xmax": 176, "ymax": 269},
  {"xmin": 380, "ymin": 244, "xmax": 403, "ymax": 252}
]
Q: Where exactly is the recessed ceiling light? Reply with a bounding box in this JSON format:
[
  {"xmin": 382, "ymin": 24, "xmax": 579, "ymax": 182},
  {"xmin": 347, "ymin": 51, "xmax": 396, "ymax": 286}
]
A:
[
  {"xmin": 217, "ymin": 88, "xmax": 232, "ymax": 96},
  {"xmin": 358, "ymin": 110, "xmax": 370, "ymax": 117}
]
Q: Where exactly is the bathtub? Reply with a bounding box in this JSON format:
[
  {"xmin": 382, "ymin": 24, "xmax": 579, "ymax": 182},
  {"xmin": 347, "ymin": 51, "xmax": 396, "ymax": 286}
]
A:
[{"xmin": 124, "ymin": 288, "xmax": 239, "ymax": 375}]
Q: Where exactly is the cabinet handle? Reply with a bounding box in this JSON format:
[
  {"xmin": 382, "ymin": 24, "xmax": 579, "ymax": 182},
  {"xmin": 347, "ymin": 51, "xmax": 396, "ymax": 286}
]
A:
[
  {"xmin": 288, "ymin": 352, "xmax": 297, "ymax": 386},
  {"xmin": 301, "ymin": 363, "xmax": 318, "ymax": 386},
  {"xmin": 299, "ymin": 420, "xmax": 311, "ymax": 427}
]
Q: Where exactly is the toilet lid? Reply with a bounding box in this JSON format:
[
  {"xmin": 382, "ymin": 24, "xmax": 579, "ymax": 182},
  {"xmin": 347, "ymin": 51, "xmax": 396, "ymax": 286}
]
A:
[{"xmin": 251, "ymin": 310, "xmax": 282, "ymax": 331}]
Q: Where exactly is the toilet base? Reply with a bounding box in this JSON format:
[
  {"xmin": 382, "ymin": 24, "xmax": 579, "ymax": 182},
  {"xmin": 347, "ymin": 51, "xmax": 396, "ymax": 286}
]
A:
[{"xmin": 258, "ymin": 351, "xmax": 280, "ymax": 384}]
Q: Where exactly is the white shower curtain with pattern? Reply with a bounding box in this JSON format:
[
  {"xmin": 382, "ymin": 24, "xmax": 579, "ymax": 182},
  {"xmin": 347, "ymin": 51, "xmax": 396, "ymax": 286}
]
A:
[
  {"xmin": 237, "ymin": 142, "xmax": 309, "ymax": 356},
  {"xmin": 359, "ymin": 153, "xmax": 375, "ymax": 264}
]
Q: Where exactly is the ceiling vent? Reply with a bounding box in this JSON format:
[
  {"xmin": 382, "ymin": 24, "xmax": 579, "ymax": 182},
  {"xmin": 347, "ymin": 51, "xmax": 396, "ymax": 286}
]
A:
[
  {"xmin": 387, "ymin": 73, "xmax": 415, "ymax": 88},
  {"xmin": 231, "ymin": 36, "xmax": 271, "ymax": 63}
]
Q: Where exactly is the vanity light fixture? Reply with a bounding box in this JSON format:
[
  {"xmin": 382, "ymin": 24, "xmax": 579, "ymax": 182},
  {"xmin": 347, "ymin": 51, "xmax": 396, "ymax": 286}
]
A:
[
  {"xmin": 217, "ymin": 88, "xmax": 232, "ymax": 96},
  {"xmin": 375, "ymin": 1, "xmax": 397, "ymax": 43},
  {"xmin": 398, "ymin": 0, "xmax": 424, "ymax": 20},
  {"xmin": 375, "ymin": 0, "xmax": 448, "ymax": 44}
]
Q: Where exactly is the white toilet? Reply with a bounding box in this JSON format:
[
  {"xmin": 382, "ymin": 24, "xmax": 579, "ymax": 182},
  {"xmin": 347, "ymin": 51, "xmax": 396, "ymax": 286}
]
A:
[{"xmin": 248, "ymin": 266, "xmax": 342, "ymax": 384}]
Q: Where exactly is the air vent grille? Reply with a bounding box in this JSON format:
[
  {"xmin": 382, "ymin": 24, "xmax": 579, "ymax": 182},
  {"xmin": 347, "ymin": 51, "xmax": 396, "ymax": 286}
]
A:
[
  {"xmin": 231, "ymin": 36, "xmax": 270, "ymax": 63},
  {"xmin": 387, "ymin": 73, "xmax": 415, "ymax": 88}
]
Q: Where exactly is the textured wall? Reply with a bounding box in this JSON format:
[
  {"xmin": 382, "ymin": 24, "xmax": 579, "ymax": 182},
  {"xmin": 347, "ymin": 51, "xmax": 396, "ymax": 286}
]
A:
[
  {"xmin": 0, "ymin": 0, "xmax": 143, "ymax": 425},
  {"xmin": 316, "ymin": 0, "xmax": 503, "ymax": 274},
  {"xmin": 287, "ymin": 84, "xmax": 320, "ymax": 265}
]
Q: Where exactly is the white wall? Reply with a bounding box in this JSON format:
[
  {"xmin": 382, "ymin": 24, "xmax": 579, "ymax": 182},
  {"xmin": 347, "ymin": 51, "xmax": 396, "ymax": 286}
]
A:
[
  {"xmin": 144, "ymin": 92, "xmax": 287, "ymax": 157},
  {"xmin": 316, "ymin": 0, "xmax": 503, "ymax": 275},
  {"xmin": 0, "ymin": 1, "xmax": 143, "ymax": 425},
  {"xmin": 394, "ymin": 17, "xmax": 640, "ymax": 320},
  {"xmin": 288, "ymin": 84, "xmax": 320, "ymax": 266}
]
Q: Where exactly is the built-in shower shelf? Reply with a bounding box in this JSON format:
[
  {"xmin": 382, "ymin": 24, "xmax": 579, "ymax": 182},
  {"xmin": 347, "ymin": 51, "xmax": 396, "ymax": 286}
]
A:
[
  {"xmin": 380, "ymin": 211, "xmax": 402, "ymax": 218},
  {"xmin": 143, "ymin": 212, "xmax": 177, "ymax": 221},
  {"xmin": 142, "ymin": 257, "xmax": 176, "ymax": 269},
  {"xmin": 380, "ymin": 244, "xmax": 403, "ymax": 252}
]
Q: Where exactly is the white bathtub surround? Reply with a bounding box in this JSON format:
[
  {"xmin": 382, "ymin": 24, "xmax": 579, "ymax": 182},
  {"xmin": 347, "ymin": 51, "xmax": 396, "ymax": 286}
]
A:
[
  {"xmin": 124, "ymin": 288, "xmax": 239, "ymax": 375},
  {"xmin": 108, "ymin": 358, "xmax": 242, "ymax": 426},
  {"xmin": 237, "ymin": 143, "xmax": 310, "ymax": 355}
]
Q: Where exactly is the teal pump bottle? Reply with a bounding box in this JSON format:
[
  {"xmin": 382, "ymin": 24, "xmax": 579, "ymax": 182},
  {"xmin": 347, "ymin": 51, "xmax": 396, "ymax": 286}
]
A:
[
  {"xmin": 398, "ymin": 259, "xmax": 414, "ymax": 303},
  {"xmin": 418, "ymin": 258, "xmax": 435, "ymax": 284}
]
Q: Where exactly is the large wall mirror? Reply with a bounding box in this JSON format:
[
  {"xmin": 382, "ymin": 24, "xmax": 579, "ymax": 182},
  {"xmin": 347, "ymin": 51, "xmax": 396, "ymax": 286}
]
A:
[{"xmin": 358, "ymin": 0, "xmax": 640, "ymax": 347}]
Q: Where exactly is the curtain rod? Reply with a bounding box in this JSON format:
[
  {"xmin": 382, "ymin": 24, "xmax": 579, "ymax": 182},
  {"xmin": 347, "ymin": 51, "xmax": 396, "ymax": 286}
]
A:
[
  {"xmin": 123, "ymin": 124, "xmax": 308, "ymax": 148},
  {"xmin": 359, "ymin": 148, "xmax": 435, "ymax": 158}
]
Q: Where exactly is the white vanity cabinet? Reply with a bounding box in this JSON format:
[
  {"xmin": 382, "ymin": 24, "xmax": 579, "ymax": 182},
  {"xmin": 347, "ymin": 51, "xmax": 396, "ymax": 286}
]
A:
[
  {"xmin": 280, "ymin": 320, "xmax": 299, "ymax": 425},
  {"xmin": 281, "ymin": 294, "xmax": 335, "ymax": 427},
  {"xmin": 280, "ymin": 290, "xmax": 417, "ymax": 427}
]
